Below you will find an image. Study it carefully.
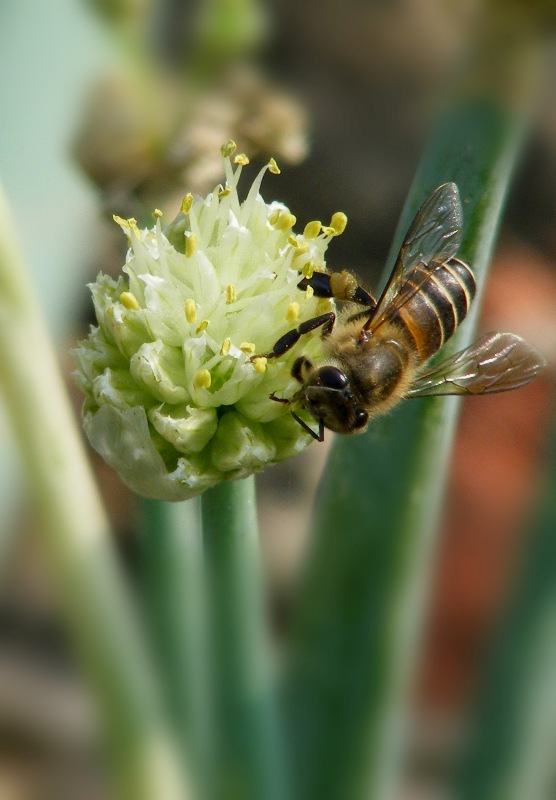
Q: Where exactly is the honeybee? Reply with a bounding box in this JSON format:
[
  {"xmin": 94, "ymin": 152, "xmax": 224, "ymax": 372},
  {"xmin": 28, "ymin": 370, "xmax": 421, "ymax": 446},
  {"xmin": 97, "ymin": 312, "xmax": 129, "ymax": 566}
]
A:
[{"xmin": 260, "ymin": 183, "xmax": 546, "ymax": 441}]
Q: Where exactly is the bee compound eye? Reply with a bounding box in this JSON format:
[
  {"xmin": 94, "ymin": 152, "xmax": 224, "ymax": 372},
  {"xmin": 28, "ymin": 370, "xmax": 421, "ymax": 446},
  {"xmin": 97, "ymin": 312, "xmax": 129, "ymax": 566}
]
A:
[
  {"xmin": 318, "ymin": 366, "xmax": 349, "ymax": 389},
  {"xmin": 353, "ymin": 409, "xmax": 369, "ymax": 429}
]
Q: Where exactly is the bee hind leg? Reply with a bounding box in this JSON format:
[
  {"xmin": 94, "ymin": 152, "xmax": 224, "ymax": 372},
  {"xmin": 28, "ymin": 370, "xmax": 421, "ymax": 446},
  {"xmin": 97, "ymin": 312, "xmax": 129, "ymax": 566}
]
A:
[{"xmin": 298, "ymin": 270, "xmax": 376, "ymax": 309}]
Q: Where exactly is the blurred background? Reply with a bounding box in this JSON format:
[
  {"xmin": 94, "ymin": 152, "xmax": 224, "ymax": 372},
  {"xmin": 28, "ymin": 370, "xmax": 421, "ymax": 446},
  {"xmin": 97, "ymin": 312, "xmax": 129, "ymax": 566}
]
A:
[{"xmin": 1, "ymin": 0, "xmax": 556, "ymax": 797}]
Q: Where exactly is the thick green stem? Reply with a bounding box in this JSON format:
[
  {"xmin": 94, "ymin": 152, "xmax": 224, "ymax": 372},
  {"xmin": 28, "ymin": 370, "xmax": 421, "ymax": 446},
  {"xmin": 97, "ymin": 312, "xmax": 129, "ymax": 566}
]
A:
[
  {"xmin": 283, "ymin": 98, "xmax": 526, "ymax": 800},
  {"xmin": 0, "ymin": 185, "xmax": 191, "ymax": 800},
  {"xmin": 201, "ymin": 478, "xmax": 287, "ymax": 800},
  {"xmin": 140, "ymin": 498, "xmax": 212, "ymax": 798}
]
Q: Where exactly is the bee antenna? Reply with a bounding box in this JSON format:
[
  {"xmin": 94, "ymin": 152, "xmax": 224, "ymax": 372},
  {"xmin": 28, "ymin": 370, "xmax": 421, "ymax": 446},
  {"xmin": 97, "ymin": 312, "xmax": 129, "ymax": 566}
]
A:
[{"xmin": 291, "ymin": 411, "xmax": 324, "ymax": 442}]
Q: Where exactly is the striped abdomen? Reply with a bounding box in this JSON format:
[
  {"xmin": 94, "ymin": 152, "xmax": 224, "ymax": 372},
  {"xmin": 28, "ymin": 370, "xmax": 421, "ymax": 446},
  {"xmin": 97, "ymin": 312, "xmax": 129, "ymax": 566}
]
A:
[{"xmin": 395, "ymin": 257, "xmax": 476, "ymax": 361}]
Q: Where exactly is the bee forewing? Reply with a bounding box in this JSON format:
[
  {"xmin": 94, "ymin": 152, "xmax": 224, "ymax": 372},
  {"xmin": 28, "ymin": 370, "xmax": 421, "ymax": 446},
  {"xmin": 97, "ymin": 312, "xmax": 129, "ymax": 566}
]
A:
[
  {"xmin": 406, "ymin": 332, "xmax": 547, "ymax": 397},
  {"xmin": 366, "ymin": 183, "xmax": 463, "ymax": 331},
  {"xmin": 399, "ymin": 182, "xmax": 463, "ymax": 271}
]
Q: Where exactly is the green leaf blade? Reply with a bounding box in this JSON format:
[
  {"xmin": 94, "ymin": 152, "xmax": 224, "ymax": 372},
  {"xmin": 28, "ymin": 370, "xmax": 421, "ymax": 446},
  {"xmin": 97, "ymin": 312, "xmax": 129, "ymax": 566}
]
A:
[{"xmin": 283, "ymin": 98, "xmax": 527, "ymax": 800}]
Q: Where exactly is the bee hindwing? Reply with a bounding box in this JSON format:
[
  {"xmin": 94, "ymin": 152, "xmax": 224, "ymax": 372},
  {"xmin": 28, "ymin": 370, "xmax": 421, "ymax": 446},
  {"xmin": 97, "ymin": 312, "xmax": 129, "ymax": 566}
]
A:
[{"xmin": 407, "ymin": 332, "xmax": 546, "ymax": 397}]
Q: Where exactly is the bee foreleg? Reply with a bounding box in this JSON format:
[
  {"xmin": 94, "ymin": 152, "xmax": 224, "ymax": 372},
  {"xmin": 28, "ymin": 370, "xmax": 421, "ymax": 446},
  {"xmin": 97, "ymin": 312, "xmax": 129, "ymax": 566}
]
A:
[
  {"xmin": 254, "ymin": 312, "xmax": 336, "ymax": 360},
  {"xmin": 269, "ymin": 392, "xmax": 291, "ymax": 405},
  {"xmin": 297, "ymin": 270, "xmax": 376, "ymax": 309}
]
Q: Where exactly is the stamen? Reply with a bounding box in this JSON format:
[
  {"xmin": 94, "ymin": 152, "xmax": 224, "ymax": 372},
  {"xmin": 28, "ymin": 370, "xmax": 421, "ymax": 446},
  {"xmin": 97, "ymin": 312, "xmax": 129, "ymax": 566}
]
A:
[
  {"xmin": 288, "ymin": 236, "xmax": 308, "ymax": 252},
  {"xmin": 113, "ymin": 215, "xmax": 140, "ymax": 239},
  {"xmin": 302, "ymin": 261, "xmax": 316, "ymax": 279},
  {"xmin": 286, "ymin": 302, "xmax": 300, "ymax": 323},
  {"xmin": 272, "ymin": 210, "xmax": 297, "ymax": 231},
  {"xmin": 218, "ymin": 185, "xmax": 232, "ymax": 198},
  {"xmin": 186, "ymin": 233, "xmax": 198, "ymax": 258},
  {"xmin": 196, "ymin": 320, "xmax": 209, "ymax": 333},
  {"xmin": 252, "ymin": 357, "xmax": 267, "ymax": 374},
  {"xmin": 303, "ymin": 220, "xmax": 322, "ymax": 239},
  {"xmin": 322, "ymin": 212, "xmax": 348, "ymax": 237},
  {"xmin": 181, "ymin": 193, "xmax": 194, "ymax": 214},
  {"xmin": 194, "ymin": 369, "xmax": 212, "ymax": 388},
  {"xmin": 305, "ymin": 285, "xmax": 314, "ymax": 299},
  {"xmin": 268, "ymin": 157, "xmax": 280, "ymax": 175},
  {"xmin": 225, "ymin": 284, "xmax": 237, "ymax": 304},
  {"xmin": 119, "ymin": 291, "xmax": 140, "ymax": 310},
  {"xmin": 234, "ymin": 153, "xmax": 249, "ymax": 166},
  {"xmin": 220, "ymin": 140, "xmax": 237, "ymax": 158},
  {"xmin": 330, "ymin": 211, "xmax": 348, "ymax": 234},
  {"xmin": 240, "ymin": 342, "xmax": 256, "ymax": 354},
  {"xmin": 152, "ymin": 209, "xmax": 163, "ymax": 219},
  {"xmin": 184, "ymin": 298, "xmax": 197, "ymax": 323},
  {"xmin": 220, "ymin": 338, "xmax": 231, "ymax": 356}
]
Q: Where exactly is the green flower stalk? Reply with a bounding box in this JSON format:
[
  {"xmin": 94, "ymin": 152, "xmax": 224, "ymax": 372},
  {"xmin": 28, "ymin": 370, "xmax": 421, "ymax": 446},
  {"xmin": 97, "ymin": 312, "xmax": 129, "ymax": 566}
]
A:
[{"xmin": 74, "ymin": 142, "xmax": 343, "ymax": 500}]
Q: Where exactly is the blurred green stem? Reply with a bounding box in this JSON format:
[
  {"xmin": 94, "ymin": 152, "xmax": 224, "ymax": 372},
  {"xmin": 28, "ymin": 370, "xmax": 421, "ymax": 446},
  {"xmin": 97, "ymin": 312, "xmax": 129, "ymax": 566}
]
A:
[
  {"xmin": 140, "ymin": 497, "xmax": 212, "ymax": 798},
  {"xmin": 201, "ymin": 478, "xmax": 287, "ymax": 800},
  {"xmin": 0, "ymin": 185, "xmax": 191, "ymax": 800},
  {"xmin": 283, "ymin": 97, "xmax": 527, "ymax": 800}
]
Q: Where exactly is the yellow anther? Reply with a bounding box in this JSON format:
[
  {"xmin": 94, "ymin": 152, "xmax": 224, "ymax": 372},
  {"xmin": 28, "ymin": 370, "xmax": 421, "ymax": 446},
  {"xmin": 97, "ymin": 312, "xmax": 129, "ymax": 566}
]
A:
[
  {"xmin": 286, "ymin": 302, "xmax": 300, "ymax": 323},
  {"xmin": 302, "ymin": 261, "xmax": 316, "ymax": 279},
  {"xmin": 218, "ymin": 185, "xmax": 232, "ymax": 198},
  {"xmin": 113, "ymin": 214, "xmax": 127, "ymax": 227},
  {"xmin": 220, "ymin": 140, "xmax": 237, "ymax": 157},
  {"xmin": 303, "ymin": 220, "xmax": 322, "ymax": 239},
  {"xmin": 225, "ymin": 284, "xmax": 237, "ymax": 304},
  {"xmin": 305, "ymin": 285, "xmax": 314, "ymax": 299},
  {"xmin": 274, "ymin": 212, "xmax": 296, "ymax": 232},
  {"xmin": 184, "ymin": 298, "xmax": 197, "ymax": 324},
  {"xmin": 220, "ymin": 338, "xmax": 231, "ymax": 356},
  {"xmin": 252, "ymin": 357, "xmax": 267, "ymax": 374},
  {"xmin": 268, "ymin": 157, "xmax": 280, "ymax": 175},
  {"xmin": 186, "ymin": 233, "xmax": 198, "ymax": 258},
  {"xmin": 196, "ymin": 320, "xmax": 209, "ymax": 333},
  {"xmin": 330, "ymin": 211, "xmax": 348, "ymax": 235},
  {"xmin": 152, "ymin": 208, "xmax": 163, "ymax": 219},
  {"xmin": 119, "ymin": 291, "xmax": 140, "ymax": 310},
  {"xmin": 270, "ymin": 209, "xmax": 293, "ymax": 231},
  {"xmin": 234, "ymin": 153, "xmax": 250, "ymax": 166},
  {"xmin": 322, "ymin": 211, "xmax": 348, "ymax": 237},
  {"xmin": 288, "ymin": 236, "xmax": 309, "ymax": 253},
  {"xmin": 194, "ymin": 369, "xmax": 212, "ymax": 389},
  {"xmin": 240, "ymin": 342, "xmax": 256, "ymax": 354},
  {"xmin": 181, "ymin": 193, "xmax": 194, "ymax": 214}
]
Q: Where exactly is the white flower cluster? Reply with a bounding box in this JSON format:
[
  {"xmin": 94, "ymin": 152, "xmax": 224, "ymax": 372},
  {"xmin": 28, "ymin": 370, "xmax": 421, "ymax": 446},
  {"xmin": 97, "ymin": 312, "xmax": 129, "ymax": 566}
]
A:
[{"xmin": 74, "ymin": 143, "xmax": 346, "ymax": 500}]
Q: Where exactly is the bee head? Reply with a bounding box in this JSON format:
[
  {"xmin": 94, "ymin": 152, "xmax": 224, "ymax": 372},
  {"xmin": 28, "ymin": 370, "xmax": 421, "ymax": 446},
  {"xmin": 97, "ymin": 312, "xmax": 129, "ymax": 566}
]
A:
[{"xmin": 299, "ymin": 364, "xmax": 369, "ymax": 435}]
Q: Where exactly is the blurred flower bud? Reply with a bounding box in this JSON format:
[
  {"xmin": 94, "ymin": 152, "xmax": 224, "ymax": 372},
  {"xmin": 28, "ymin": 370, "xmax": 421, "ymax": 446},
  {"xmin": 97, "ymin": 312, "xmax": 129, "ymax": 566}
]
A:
[{"xmin": 73, "ymin": 64, "xmax": 309, "ymax": 217}]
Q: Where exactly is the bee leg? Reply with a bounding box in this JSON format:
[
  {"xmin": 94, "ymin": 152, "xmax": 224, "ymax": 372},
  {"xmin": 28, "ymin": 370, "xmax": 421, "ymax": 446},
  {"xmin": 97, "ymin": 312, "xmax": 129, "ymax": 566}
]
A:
[
  {"xmin": 269, "ymin": 392, "xmax": 291, "ymax": 405},
  {"xmin": 254, "ymin": 312, "xmax": 336, "ymax": 360},
  {"xmin": 291, "ymin": 355, "xmax": 313, "ymax": 383},
  {"xmin": 297, "ymin": 271, "xmax": 376, "ymax": 309}
]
